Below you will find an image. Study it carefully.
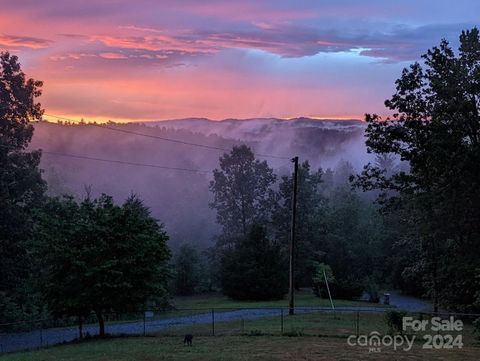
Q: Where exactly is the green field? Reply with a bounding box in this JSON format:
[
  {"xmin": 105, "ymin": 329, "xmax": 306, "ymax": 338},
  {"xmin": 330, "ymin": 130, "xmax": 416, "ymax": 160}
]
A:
[
  {"xmin": 171, "ymin": 289, "xmax": 387, "ymax": 310},
  {"xmin": 2, "ymin": 335, "xmax": 479, "ymax": 361},
  {"xmin": 6, "ymin": 292, "xmax": 477, "ymax": 361},
  {"xmin": 155, "ymin": 309, "xmax": 385, "ymax": 337},
  {"xmin": 153, "ymin": 310, "xmax": 479, "ymax": 347}
]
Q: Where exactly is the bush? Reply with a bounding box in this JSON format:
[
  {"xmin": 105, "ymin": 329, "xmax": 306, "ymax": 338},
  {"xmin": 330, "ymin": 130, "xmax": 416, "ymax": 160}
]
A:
[
  {"xmin": 312, "ymin": 262, "xmax": 364, "ymax": 300},
  {"xmin": 246, "ymin": 329, "xmax": 266, "ymax": 336},
  {"xmin": 312, "ymin": 262, "xmax": 334, "ymax": 297},
  {"xmin": 365, "ymin": 278, "xmax": 381, "ymax": 303},
  {"xmin": 385, "ymin": 310, "xmax": 407, "ymax": 335},
  {"xmin": 283, "ymin": 328, "xmax": 304, "ymax": 337},
  {"xmin": 474, "ymin": 317, "xmax": 480, "ymax": 340}
]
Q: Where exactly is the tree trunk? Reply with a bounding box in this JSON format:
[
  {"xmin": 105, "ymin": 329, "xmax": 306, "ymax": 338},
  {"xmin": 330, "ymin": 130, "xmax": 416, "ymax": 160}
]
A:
[{"xmin": 95, "ymin": 310, "xmax": 105, "ymax": 337}]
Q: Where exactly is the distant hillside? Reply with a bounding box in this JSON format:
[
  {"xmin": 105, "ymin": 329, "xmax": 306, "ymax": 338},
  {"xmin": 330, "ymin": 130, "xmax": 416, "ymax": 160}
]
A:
[
  {"xmin": 30, "ymin": 118, "xmax": 369, "ymax": 247},
  {"xmin": 140, "ymin": 117, "xmax": 368, "ymax": 170}
]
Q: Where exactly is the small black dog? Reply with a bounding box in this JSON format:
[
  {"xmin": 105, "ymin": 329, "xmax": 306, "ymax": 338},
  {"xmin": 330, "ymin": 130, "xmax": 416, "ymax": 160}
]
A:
[{"xmin": 184, "ymin": 333, "xmax": 193, "ymax": 346}]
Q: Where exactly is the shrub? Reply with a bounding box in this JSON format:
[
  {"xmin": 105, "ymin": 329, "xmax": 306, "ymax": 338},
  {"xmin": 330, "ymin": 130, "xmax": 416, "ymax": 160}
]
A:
[
  {"xmin": 312, "ymin": 262, "xmax": 334, "ymax": 297},
  {"xmin": 365, "ymin": 278, "xmax": 381, "ymax": 303},
  {"xmin": 283, "ymin": 328, "xmax": 304, "ymax": 337},
  {"xmin": 385, "ymin": 310, "xmax": 407, "ymax": 335},
  {"xmin": 246, "ymin": 329, "xmax": 265, "ymax": 336},
  {"xmin": 473, "ymin": 317, "xmax": 480, "ymax": 340}
]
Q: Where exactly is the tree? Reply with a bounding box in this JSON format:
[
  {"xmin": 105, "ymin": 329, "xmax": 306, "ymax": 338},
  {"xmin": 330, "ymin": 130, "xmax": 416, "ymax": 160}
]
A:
[
  {"xmin": 321, "ymin": 186, "xmax": 384, "ymax": 299},
  {"xmin": 0, "ymin": 52, "xmax": 46, "ymax": 322},
  {"xmin": 173, "ymin": 244, "xmax": 202, "ymax": 296},
  {"xmin": 272, "ymin": 161, "xmax": 327, "ymax": 287},
  {"xmin": 219, "ymin": 224, "xmax": 287, "ymax": 300},
  {"xmin": 355, "ymin": 28, "xmax": 480, "ymax": 312},
  {"xmin": 33, "ymin": 194, "xmax": 171, "ymax": 336},
  {"xmin": 311, "ymin": 262, "xmax": 334, "ymax": 297},
  {"xmin": 209, "ymin": 145, "xmax": 276, "ymax": 240}
]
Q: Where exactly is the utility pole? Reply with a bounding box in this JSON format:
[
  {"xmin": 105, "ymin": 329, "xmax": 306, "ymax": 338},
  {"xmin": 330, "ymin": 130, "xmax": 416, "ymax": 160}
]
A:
[{"xmin": 289, "ymin": 156, "xmax": 299, "ymax": 316}]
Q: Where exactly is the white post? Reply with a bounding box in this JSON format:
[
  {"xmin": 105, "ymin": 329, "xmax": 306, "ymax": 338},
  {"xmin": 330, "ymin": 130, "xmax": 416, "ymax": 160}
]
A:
[{"xmin": 323, "ymin": 269, "xmax": 335, "ymax": 317}]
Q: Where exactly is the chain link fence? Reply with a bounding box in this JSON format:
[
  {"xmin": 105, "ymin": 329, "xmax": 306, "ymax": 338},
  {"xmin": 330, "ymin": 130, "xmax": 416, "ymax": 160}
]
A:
[{"xmin": 1, "ymin": 308, "xmax": 479, "ymax": 354}]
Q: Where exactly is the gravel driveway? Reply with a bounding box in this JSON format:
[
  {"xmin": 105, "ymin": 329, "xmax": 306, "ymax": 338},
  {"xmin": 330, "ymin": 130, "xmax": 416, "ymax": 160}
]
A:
[
  {"xmin": 0, "ymin": 292, "xmax": 433, "ymax": 354},
  {"xmin": 0, "ymin": 306, "xmax": 387, "ymax": 353}
]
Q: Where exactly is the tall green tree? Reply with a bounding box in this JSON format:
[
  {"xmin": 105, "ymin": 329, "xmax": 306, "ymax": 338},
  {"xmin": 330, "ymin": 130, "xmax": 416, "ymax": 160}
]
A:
[
  {"xmin": 33, "ymin": 194, "xmax": 171, "ymax": 335},
  {"xmin": 322, "ymin": 186, "xmax": 385, "ymax": 299},
  {"xmin": 220, "ymin": 224, "xmax": 287, "ymax": 300},
  {"xmin": 173, "ymin": 244, "xmax": 202, "ymax": 296},
  {"xmin": 209, "ymin": 145, "xmax": 276, "ymax": 240},
  {"xmin": 273, "ymin": 161, "xmax": 327, "ymax": 287},
  {"xmin": 355, "ymin": 28, "xmax": 480, "ymax": 312},
  {"xmin": 0, "ymin": 52, "xmax": 46, "ymax": 321}
]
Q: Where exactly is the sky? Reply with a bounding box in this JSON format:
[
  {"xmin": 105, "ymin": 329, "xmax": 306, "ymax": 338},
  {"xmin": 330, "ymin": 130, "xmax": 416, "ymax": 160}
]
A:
[{"xmin": 1, "ymin": 0, "xmax": 479, "ymax": 122}]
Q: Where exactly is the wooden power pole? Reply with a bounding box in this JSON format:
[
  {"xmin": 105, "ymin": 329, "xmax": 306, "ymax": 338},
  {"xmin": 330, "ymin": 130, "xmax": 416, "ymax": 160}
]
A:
[{"xmin": 289, "ymin": 156, "xmax": 299, "ymax": 316}]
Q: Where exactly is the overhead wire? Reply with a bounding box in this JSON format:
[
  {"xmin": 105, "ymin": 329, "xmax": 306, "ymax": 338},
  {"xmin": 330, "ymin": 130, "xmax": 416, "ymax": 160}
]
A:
[
  {"xmin": 2, "ymin": 111, "xmax": 293, "ymax": 174},
  {"xmin": 0, "ymin": 144, "xmax": 209, "ymax": 174},
  {"xmin": 42, "ymin": 113, "xmax": 291, "ymax": 161}
]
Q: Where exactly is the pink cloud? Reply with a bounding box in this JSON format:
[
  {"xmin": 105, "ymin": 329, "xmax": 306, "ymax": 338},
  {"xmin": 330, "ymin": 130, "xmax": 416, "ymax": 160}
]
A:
[
  {"xmin": 99, "ymin": 52, "xmax": 128, "ymax": 59},
  {"xmin": 91, "ymin": 34, "xmax": 215, "ymax": 55},
  {"xmin": 0, "ymin": 34, "xmax": 52, "ymax": 49},
  {"xmin": 1, "ymin": 0, "xmax": 476, "ymax": 122}
]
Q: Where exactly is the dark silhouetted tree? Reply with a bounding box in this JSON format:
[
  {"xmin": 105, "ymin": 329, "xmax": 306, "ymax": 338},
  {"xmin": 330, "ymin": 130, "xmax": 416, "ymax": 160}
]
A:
[
  {"xmin": 354, "ymin": 28, "xmax": 480, "ymax": 312},
  {"xmin": 220, "ymin": 224, "xmax": 287, "ymax": 300},
  {"xmin": 273, "ymin": 161, "xmax": 327, "ymax": 288},
  {"xmin": 0, "ymin": 52, "xmax": 46, "ymax": 322},
  {"xmin": 33, "ymin": 194, "xmax": 171, "ymax": 336},
  {"xmin": 174, "ymin": 244, "xmax": 202, "ymax": 296},
  {"xmin": 209, "ymin": 145, "xmax": 276, "ymax": 241}
]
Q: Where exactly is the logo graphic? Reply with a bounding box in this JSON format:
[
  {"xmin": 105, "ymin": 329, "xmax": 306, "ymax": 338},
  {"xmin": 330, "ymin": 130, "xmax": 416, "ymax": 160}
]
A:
[{"xmin": 347, "ymin": 315, "xmax": 464, "ymax": 352}]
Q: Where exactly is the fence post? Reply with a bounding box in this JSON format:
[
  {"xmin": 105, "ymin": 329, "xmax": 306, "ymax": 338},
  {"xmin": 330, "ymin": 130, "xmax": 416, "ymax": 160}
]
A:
[
  {"xmin": 281, "ymin": 308, "xmax": 284, "ymax": 335},
  {"xmin": 356, "ymin": 311, "xmax": 359, "ymax": 337},
  {"xmin": 78, "ymin": 315, "xmax": 83, "ymax": 340},
  {"xmin": 211, "ymin": 309, "xmax": 215, "ymax": 336},
  {"xmin": 143, "ymin": 311, "xmax": 146, "ymax": 336},
  {"xmin": 40, "ymin": 323, "xmax": 43, "ymax": 348}
]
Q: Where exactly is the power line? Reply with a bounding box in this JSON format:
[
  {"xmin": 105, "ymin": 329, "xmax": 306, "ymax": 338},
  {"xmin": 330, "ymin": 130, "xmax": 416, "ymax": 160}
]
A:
[
  {"xmin": 0, "ymin": 144, "xmax": 209, "ymax": 174},
  {"xmin": 42, "ymin": 151, "xmax": 210, "ymax": 174},
  {"xmin": 3, "ymin": 111, "xmax": 291, "ymax": 172},
  {"xmin": 42, "ymin": 113, "xmax": 290, "ymax": 161}
]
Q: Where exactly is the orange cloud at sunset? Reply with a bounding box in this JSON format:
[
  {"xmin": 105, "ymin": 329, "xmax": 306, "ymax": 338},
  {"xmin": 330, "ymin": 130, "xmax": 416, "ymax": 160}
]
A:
[
  {"xmin": 1, "ymin": 0, "xmax": 478, "ymax": 122},
  {"xmin": 0, "ymin": 34, "xmax": 51, "ymax": 49}
]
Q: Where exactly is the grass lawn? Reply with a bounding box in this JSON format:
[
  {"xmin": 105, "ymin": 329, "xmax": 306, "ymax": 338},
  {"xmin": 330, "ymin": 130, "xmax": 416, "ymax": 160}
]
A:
[
  {"xmin": 154, "ymin": 310, "xmax": 479, "ymax": 347},
  {"xmin": 2, "ymin": 335, "xmax": 479, "ymax": 361},
  {"xmin": 155, "ymin": 309, "xmax": 384, "ymax": 337},
  {"xmin": 171, "ymin": 289, "xmax": 387, "ymax": 310}
]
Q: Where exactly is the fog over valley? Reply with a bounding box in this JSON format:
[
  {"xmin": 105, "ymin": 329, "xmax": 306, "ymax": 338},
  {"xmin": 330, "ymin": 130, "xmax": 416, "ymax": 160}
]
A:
[{"xmin": 30, "ymin": 118, "xmax": 369, "ymax": 248}]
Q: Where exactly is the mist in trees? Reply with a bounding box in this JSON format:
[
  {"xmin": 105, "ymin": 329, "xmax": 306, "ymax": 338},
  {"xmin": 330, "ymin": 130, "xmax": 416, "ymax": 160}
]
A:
[
  {"xmin": 3, "ymin": 26, "xmax": 480, "ymax": 321},
  {"xmin": 354, "ymin": 27, "xmax": 480, "ymax": 312},
  {"xmin": 209, "ymin": 145, "xmax": 389, "ymax": 301},
  {"xmin": 29, "ymin": 118, "xmax": 368, "ymax": 249}
]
